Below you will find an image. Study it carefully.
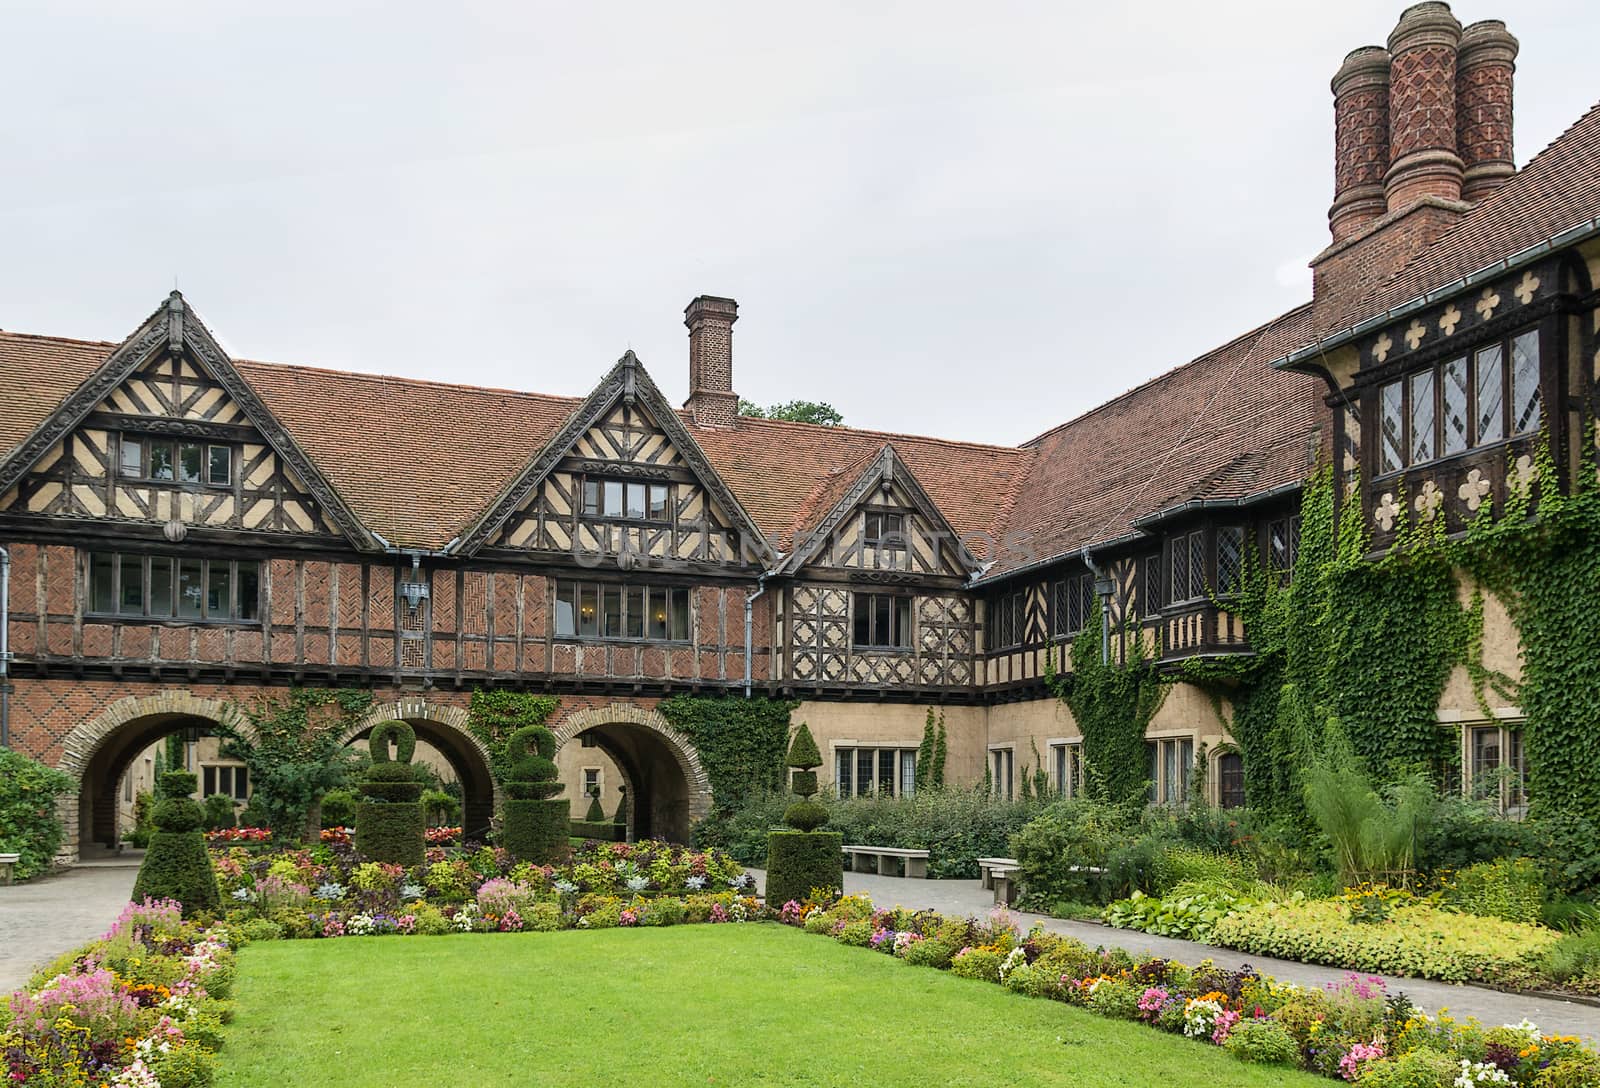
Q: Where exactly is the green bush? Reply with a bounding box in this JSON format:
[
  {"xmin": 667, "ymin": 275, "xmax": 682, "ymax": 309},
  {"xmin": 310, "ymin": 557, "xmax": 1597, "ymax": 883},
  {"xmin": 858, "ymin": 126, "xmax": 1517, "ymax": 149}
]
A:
[
  {"xmin": 148, "ymin": 1042, "xmax": 217, "ymax": 1088},
  {"xmin": 1538, "ymin": 929, "xmax": 1600, "ymax": 986},
  {"xmin": 951, "ymin": 947, "xmax": 1002, "ymax": 981},
  {"xmin": 765, "ymin": 830, "xmax": 842, "ymax": 907},
  {"xmin": 569, "ymin": 819, "xmax": 622, "ymax": 842},
  {"xmin": 902, "ymin": 937, "xmax": 958, "ymax": 969},
  {"xmin": 354, "ymin": 801, "xmax": 425, "ymax": 866},
  {"xmin": 421, "ymin": 788, "xmax": 460, "ymax": 827},
  {"xmin": 1353, "ymin": 1049, "xmax": 1459, "ymax": 1087},
  {"xmin": 1150, "ymin": 845, "xmax": 1256, "ymax": 895},
  {"xmin": 0, "ymin": 747, "xmax": 74, "ymax": 880},
  {"xmin": 237, "ymin": 918, "xmax": 284, "ymax": 942},
  {"xmin": 132, "ymin": 831, "xmax": 220, "ymax": 915},
  {"xmin": 202, "ymin": 793, "xmax": 237, "ymax": 832},
  {"xmin": 1085, "ymin": 978, "xmax": 1141, "ymax": 1020},
  {"xmin": 412, "ymin": 903, "xmax": 452, "ymax": 936},
  {"xmin": 1210, "ymin": 895, "xmax": 1559, "ymax": 984},
  {"xmin": 1223, "ymin": 1019, "xmax": 1299, "ymax": 1065},
  {"xmin": 502, "ymin": 798, "xmax": 570, "ymax": 862},
  {"xmin": 1102, "ymin": 885, "xmax": 1250, "ymax": 942},
  {"xmin": 1535, "ymin": 1055, "xmax": 1600, "ymax": 1088},
  {"xmin": 782, "ymin": 800, "xmax": 828, "ymax": 832},
  {"xmin": 1440, "ymin": 857, "xmax": 1544, "ymax": 924},
  {"xmin": 1012, "ymin": 797, "xmax": 1140, "ymax": 906},
  {"xmin": 319, "ymin": 789, "xmax": 357, "ymax": 828}
]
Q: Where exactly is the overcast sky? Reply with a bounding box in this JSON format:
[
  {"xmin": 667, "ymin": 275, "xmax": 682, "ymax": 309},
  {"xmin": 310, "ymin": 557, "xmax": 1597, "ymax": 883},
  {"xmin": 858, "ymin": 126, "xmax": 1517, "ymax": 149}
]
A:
[{"xmin": 3, "ymin": 2, "xmax": 1594, "ymax": 446}]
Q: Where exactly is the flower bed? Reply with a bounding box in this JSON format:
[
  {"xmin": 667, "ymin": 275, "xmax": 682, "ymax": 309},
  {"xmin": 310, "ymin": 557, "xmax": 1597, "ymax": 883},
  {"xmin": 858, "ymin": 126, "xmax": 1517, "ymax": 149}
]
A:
[
  {"xmin": 781, "ymin": 894, "xmax": 1600, "ymax": 1086},
  {"xmin": 3, "ymin": 898, "xmax": 236, "ymax": 1087},
  {"xmin": 204, "ymin": 827, "xmax": 272, "ymax": 844},
  {"xmin": 210, "ymin": 838, "xmax": 755, "ymax": 939}
]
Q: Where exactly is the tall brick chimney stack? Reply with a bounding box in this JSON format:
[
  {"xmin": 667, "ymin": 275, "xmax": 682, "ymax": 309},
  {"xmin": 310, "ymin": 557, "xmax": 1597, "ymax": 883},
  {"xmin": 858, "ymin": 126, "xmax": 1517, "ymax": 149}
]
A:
[
  {"xmin": 1384, "ymin": 2, "xmax": 1465, "ymax": 212},
  {"xmin": 1457, "ymin": 19, "xmax": 1518, "ymax": 202},
  {"xmin": 1329, "ymin": 46, "xmax": 1393, "ymax": 242},
  {"xmin": 683, "ymin": 295, "xmax": 739, "ymax": 427}
]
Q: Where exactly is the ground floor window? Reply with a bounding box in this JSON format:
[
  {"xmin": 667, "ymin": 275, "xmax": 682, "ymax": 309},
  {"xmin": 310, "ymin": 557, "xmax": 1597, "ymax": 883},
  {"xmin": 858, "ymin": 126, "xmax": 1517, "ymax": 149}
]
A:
[
  {"xmin": 1146, "ymin": 737, "xmax": 1193, "ymax": 805},
  {"xmin": 201, "ymin": 763, "xmax": 249, "ymax": 801},
  {"xmin": 989, "ymin": 747, "xmax": 1015, "ymax": 800},
  {"xmin": 1050, "ymin": 741, "xmax": 1083, "ymax": 798},
  {"xmin": 582, "ymin": 767, "xmax": 602, "ymax": 797},
  {"xmin": 835, "ymin": 747, "xmax": 916, "ymax": 798},
  {"xmin": 1465, "ymin": 724, "xmax": 1526, "ymax": 817},
  {"xmin": 1217, "ymin": 751, "xmax": 1245, "ymax": 809}
]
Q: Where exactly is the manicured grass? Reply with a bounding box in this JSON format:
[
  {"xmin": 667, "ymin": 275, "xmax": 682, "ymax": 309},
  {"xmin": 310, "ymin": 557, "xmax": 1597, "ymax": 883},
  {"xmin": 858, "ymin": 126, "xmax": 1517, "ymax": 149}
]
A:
[{"xmin": 220, "ymin": 925, "xmax": 1325, "ymax": 1087}]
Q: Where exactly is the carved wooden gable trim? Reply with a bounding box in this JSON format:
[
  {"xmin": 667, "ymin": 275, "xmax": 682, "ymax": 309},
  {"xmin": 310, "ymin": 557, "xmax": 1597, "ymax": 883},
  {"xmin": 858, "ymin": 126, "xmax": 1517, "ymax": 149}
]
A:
[
  {"xmin": 0, "ymin": 293, "xmax": 376, "ymax": 548},
  {"xmin": 777, "ymin": 445, "xmax": 979, "ymax": 579},
  {"xmin": 459, "ymin": 350, "xmax": 774, "ymax": 564}
]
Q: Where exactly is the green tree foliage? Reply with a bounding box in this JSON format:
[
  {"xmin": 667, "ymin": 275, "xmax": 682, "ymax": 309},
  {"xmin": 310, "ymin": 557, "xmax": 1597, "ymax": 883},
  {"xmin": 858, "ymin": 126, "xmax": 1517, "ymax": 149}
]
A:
[
  {"xmin": 737, "ymin": 399, "xmax": 844, "ymax": 427},
  {"xmin": 659, "ymin": 695, "xmax": 795, "ymax": 813},
  {"xmin": 914, "ymin": 711, "xmax": 936, "ymax": 790},
  {"xmin": 932, "ymin": 717, "xmax": 947, "ymax": 787},
  {"xmin": 465, "ymin": 691, "xmax": 560, "ymax": 784},
  {"xmin": 214, "ymin": 689, "xmax": 374, "ymax": 843},
  {"xmin": 0, "ymin": 748, "xmax": 74, "ymax": 881}
]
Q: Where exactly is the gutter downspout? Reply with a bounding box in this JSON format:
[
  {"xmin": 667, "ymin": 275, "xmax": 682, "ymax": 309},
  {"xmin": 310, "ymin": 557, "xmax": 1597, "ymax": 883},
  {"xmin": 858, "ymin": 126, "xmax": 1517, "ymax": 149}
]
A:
[
  {"xmin": 1, "ymin": 544, "xmax": 10, "ymax": 748},
  {"xmin": 1079, "ymin": 546, "xmax": 1112, "ymax": 666},
  {"xmin": 744, "ymin": 572, "xmax": 773, "ymax": 697}
]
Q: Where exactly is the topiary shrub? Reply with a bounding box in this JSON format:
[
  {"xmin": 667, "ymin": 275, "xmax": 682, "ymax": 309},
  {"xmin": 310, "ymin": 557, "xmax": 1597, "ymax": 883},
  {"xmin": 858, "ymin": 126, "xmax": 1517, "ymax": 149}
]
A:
[
  {"xmin": 569, "ymin": 820, "xmax": 622, "ymax": 842},
  {"xmin": 133, "ymin": 771, "xmax": 220, "ymax": 916},
  {"xmin": 319, "ymin": 788, "xmax": 357, "ymax": 828},
  {"xmin": 613, "ymin": 786, "xmax": 628, "ymax": 828},
  {"xmin": 584, "ymin": 789, "xmax": 606, "ymax": 823},
  {"xmin": 765, "ymin": 722, "xmax": 840, "ymax": 904},
  {"xmin": 500, "ymin": 725, "xmax": 568, "ymax": 862},
  {"xmin": 202, "ymin": 793, "xmax": 237, "ymax": 832},
  {"xmin": 354, "ymin": 720, "xmax": 424, "ymax": 866}
]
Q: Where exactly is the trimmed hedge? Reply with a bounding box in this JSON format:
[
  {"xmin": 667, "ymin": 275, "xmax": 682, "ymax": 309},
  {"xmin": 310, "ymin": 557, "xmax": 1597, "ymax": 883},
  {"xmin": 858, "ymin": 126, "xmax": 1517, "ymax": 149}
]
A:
[
  {"xmin": 355, "ymin": 801, "xmax": 425, "ymax": 866},
  {"xmin": 570, "ymin": 819, "xmax": 623, "ymax": 842},
  {"xmin": 765, "ymin": 830, "xmax": 842, "ymax": 907},
  {"xmin": 132, "ymin": 772, "xmax": 219, "ymax": 915},
  {"xmin": 504, "ymin": 798, "xmax": 570, "ymax": 862}
]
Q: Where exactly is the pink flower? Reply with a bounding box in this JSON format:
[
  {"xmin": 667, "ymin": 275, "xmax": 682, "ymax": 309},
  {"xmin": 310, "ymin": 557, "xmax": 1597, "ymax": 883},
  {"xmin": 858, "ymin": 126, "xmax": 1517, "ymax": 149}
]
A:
[
  {"xmin": 1137, "ymin": 987, "xmax": 1169, "ymax": 1015},
  {"xmin": 1339, "ymin": 1040, "xmax": 1386, "ymax": 1081},
  {"xmin": 1212, "ymin": 1009, "xmax": 1241, "ymax": 1045}
]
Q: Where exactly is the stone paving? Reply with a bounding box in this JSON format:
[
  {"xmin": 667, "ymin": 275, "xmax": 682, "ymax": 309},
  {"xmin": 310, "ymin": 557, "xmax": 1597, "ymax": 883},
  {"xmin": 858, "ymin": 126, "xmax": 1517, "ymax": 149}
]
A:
[
  {"xmin": 0, "ymin": 860, "xmax": 139, "ymax": 994},
  {"xmin": 749, "ymin": 867, "xmax": 1600, "ymax": 1044}
]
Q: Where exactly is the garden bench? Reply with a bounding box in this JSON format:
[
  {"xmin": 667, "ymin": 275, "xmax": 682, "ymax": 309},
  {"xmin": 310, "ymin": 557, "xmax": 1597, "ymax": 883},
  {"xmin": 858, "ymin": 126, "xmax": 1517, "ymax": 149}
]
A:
[
  {"xmin": 0, "ymin": 852, "xmax": 19, "ymax": 886},
  {"xmin": 978, "ymin": 857, "xmax": 1021, "ymax": 905},
  {"xmin": 841, "ymin": 845, "xmax": 930, "ymax": 878}
]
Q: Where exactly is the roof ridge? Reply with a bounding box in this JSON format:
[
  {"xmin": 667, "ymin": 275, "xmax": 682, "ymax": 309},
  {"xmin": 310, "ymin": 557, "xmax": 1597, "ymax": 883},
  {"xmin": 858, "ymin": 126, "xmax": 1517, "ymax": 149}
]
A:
[
  {"xmin": 0, "ymin": 329, "xmax": 119, "ymax": 351},
  {"xmin": 235, "ymin": 356, "xmax": 586, "ymax": 403},
  {"xmin": 725, "ymin": 412, "xmax": 1026, "ymax": 456},
  {"xmin": 1021, "ymin": 302, "xmax": 1314, "ymax": 449}
]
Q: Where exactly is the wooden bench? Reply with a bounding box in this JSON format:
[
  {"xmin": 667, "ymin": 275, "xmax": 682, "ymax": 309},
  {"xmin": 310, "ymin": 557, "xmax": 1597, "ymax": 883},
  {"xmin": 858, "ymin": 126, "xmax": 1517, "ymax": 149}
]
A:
[
  {"xmin": 842, "ymin": 845, "xmax": 930, "ymax": 879},
  {"xmin": 0, "ymin": 852, "xmax": 19, "ymax": 887},
  {"xmin": 978, "ymin": 856, "xmax": 1021, "ymax": 905}
]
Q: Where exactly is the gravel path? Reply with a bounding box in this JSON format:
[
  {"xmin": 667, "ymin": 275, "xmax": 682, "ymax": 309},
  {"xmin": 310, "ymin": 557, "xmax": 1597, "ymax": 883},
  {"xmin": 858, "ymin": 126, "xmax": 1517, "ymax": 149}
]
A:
[
  {"xmin": 748, "ymin": 867, "xmax": 1600, "ymax": 1044},
  {"xmin": 0, "ymin": 862, "xmax": 139, "ymax": 994}
]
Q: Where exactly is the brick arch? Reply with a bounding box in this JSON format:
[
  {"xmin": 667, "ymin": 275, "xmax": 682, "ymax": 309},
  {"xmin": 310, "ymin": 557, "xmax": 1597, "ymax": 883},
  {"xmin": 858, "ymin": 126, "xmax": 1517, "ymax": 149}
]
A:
[
  {"xmin": 552, "ymin": 703, "xmax": 712, "ymax": 823},
  {"xmin": 342, "ymin": 697, "xmax": 501, "ymax": 837}
]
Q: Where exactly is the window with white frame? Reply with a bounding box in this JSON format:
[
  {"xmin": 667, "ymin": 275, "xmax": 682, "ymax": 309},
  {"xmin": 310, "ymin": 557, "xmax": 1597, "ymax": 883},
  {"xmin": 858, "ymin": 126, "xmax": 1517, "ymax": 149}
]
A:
[
  {"xmin": 1145, "ymin": 737, "xmax": 1193, "ymax": 805},
  {"xmin": 582, "ymin": 767, "xmax": 602, "ymax": 798},
  {"xmin": 1465, "ymin": 724, "xmax": 1526, "ymax": 817},
  {"xmin": 989, "ymin": 747, "xmax": 1015, "ymax": 800},
  {"xmin": 201, "ymin": 764, "xmax": 249, "ymax": 801},
  {"xmin": 834, "ymin": 747, "xmax": 916, "ymax": 798},
  {"xmin": 1050, "ymin": 741, "xmax": 1084, "ymax": 798}
]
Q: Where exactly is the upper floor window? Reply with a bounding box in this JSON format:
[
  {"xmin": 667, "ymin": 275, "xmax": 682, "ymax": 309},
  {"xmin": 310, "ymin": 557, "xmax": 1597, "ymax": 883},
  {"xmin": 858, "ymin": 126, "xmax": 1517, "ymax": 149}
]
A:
[
  {"xmin": 991, "ymin": 588, "xmax": 1026, "ymax": 650},
  {"xmin": 1268, "ymin": 515, "xmax": 1300, "ymax": 579},
  {"xmin": 88, "ymin": 552, "xmax": 260, "ymax": 622},
  {"xmin": 1216, "ymin": 526, "xmax": 1244, "ymax": 594},
  {"xmin": 863, "ymin": 511, "xmax": 905, "ymax": 550},
  {"xmin": 1050, "ymin": 572, "xmax": 1094, "ymax": 637},
  {"xmin": 553, "ymin": 581, "xmax": 690, "ymax": 641},
  {"xmin": 580, "ymin": 478, "xmax": 671, "ymax": 522},
  {"xmin": 1376, "ymin": 328, "xmax": 1541, "ymax": 477},
  {"xmin": 1141, "ymin": 553, "xmax": 1163, "ymax": 616},
  {"xmin": 1168, "ymin": 530, "xmax": 1207, "ymax": 604},
  {"xmin": 853, "ymin": 593, "xmax": 911, "ymax": 650},
  {"xmin": 118, "ymin": 435, "xmax": 233, "ymax": 488}
]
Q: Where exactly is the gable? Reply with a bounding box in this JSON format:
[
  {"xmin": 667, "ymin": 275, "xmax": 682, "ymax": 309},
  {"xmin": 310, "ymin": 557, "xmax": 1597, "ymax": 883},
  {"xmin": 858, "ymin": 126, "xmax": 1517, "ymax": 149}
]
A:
[
  {"xmin": 0, "ymin": 293, "xmax": 375, "ymax": 547},
  {"xmin": 467, "ymin": 352, "xmax": 772, "ymax": 567}
]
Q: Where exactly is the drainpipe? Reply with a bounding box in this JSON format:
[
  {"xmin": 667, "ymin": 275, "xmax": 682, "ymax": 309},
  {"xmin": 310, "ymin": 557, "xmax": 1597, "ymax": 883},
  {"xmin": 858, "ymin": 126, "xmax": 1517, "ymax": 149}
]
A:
[
  {"xmin": 0, "ymin": 544, "xmax": 10, "ymax": 748},
  {"xmin": 743, "ymin": 572, "xmax": 772, "ymax": 697},
  {"xmin": 1079, "ymin": 546, "xmax": 1112, "ymax": 666}
]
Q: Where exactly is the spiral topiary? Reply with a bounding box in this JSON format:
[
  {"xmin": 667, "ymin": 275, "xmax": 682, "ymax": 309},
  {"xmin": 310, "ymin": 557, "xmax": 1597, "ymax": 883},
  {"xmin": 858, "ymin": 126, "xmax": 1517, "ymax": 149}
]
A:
[
  {"xmin": 132, "ymin": 770, "xmax": 220, "ymax": 916},
  {"xmin": 354, "ymin": 720, "xmax": 425, "ymax": 865},
  {"xmin": 500, "ymin": 725, "xmax": 569, "ymax": 862},
  {"xmin": 766, "ymin": 721, "xmax": 841, "ymax": 905}
]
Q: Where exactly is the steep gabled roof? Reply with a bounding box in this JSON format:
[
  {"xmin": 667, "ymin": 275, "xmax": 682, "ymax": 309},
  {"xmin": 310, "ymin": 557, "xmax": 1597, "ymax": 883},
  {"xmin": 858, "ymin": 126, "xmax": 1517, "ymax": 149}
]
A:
[{"xmin": 990, "ymin": 304, "xmax": 1322, "ymax": 579}]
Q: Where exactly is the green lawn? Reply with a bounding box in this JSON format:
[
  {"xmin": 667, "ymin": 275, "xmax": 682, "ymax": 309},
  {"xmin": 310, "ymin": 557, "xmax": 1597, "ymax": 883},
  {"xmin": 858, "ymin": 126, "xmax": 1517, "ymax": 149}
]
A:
[{"xmin": 220, "ymin": 925, "xmax": 1324, "ymax": 1088}]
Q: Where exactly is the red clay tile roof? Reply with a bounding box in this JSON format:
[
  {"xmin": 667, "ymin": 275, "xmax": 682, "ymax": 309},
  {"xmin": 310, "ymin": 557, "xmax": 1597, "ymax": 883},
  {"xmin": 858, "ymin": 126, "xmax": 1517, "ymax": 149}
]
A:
[
  {"xmin": 992, "ymin": 304, "xmax": 1323, "ymax": 578},
  {"xmin": 0, "ymin": 331, "xmax": 117, "ymax": 457},
  {"xmin": 1305, "ymin": 100, "xmax": 1600, "ymax": 344}
]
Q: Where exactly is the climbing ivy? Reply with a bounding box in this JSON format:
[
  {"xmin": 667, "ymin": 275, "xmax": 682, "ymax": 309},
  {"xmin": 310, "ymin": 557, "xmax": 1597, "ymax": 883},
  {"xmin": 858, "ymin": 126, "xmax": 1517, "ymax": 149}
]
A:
[
  {"xmin": 1045, "ymin": 602, "xmax": 1167, "ymax": 805},
  {"xmin": 465, "ymin": 691, "xmax": 560, "ymax": 784},
  {"xmin": 657, "ymin": 695, "xmax": 795, "ymax": 814}
]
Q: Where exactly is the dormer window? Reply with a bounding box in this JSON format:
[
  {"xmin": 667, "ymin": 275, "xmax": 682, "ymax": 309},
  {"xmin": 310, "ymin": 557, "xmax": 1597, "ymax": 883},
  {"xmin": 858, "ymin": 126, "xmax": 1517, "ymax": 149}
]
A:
[
  {"xmin": 1375, "ymin": 328, "xmax": 1540, "ymax": 477},
  {"xmin": 580, "ymin": 478, "xmax": 671, "ymax": 522},
  {"xmin": 863, "ymin": 511, "xmax": 904, "ymax": 550},
  {"xmin": 118, "ymin": 435, "xmax": 233, "ymax": 488}
]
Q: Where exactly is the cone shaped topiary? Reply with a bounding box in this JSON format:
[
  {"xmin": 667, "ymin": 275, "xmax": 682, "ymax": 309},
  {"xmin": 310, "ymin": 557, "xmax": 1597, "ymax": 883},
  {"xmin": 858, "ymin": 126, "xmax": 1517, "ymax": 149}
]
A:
[
  {"xmin": 786, "ymin": 724, "xmax": 822, "ymax": 775},
  {"xmin": 501, "ymin": 724, "xmax": 569, "ymax": 861},
  {"xmin": 584, "ymin": 789, "xmax": 606, "ymax": 823},
  {"xmin": 354, "ymin": 720, "xmax": 425, "ymax": 865},
  {"xmin": 133, "ymin": 770, "xmax": 220, "ymax": 916},
  {"xmin": 767, "ymin": 721, "xmax": 841, "ymax": 903}
]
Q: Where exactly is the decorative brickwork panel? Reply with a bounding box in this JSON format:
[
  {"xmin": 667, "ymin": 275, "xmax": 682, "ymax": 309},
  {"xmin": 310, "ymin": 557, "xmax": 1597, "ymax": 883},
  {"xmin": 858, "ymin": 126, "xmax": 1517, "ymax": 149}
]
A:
[{"xmin": 1390, "ymin": 44, "xmax": 1458, "ymax": 161}]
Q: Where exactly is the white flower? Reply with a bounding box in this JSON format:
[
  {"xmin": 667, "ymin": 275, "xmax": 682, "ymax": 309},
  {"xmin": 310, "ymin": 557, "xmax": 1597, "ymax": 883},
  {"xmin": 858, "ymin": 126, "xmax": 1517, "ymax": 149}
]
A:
[
  {"xmin": 400, "ymin": 883, "xmax": 425, "ymax": 901},
  {"xmin": 997, "ymin": 947, "xmax": 1028, "ymax": 982},
  {"xmin": 685, "ymin": 875, "xmax": 708, "ymax": 891},
  {"xmin": 1455, "ymin": 1059, "xmax": 1512, "ymax": 1087},
  {"xmin": 231, "ymin": 887, "xmax": 254, "ymax": 901}
]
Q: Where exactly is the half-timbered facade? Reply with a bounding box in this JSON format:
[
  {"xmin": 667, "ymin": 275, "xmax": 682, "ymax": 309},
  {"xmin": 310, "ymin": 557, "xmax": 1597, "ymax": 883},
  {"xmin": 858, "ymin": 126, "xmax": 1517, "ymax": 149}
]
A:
[{"xmin": 2, "ymin": 2, "xmax": 1596, "ymax": 858}]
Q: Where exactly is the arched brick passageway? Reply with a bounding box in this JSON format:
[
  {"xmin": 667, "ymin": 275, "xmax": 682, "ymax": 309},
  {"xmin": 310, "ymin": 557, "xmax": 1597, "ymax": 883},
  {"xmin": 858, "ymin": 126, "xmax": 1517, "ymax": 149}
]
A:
[
  {"xmin": 342, "ymin": 698, "xmax": 500, "ymax": 839},
  {"xmin": 552, "ymin": 704, "xmax": 710, "ymax": 843}
]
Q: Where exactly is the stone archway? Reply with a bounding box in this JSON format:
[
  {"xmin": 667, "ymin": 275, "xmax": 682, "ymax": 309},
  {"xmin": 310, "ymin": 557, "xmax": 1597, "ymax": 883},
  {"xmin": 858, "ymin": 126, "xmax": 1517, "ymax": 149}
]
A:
[
  {"xmin": 342, "ymin": 698, "xmax": 501, "ymax": 840},
  {"xmin": 56, "ymin": 691, "xmax": 246, "ymax": 864},
  {"xmin": 552, "ymin": 704, "xmax": 710, "ymax": 843}
]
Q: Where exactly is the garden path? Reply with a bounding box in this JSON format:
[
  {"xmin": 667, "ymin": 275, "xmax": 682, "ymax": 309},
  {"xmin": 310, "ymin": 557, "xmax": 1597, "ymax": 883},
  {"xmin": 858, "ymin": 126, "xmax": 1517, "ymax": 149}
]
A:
[
  {"xmin": 0, "ymin": 856, "xmax": 139, "ymax": 994},
  {"xmin": 747, "ymin": 868, "xmax": 1600, "ymax": 1044}
]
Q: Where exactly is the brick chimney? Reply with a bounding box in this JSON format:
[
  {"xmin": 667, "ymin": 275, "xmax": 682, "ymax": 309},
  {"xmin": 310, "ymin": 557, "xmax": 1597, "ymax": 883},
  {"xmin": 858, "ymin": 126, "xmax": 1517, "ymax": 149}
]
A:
[
  {"xmin": 1329, "ymin": 46, "xmax": 1393, "ymax": 242},
  {"xmin": 1385, "ymin": 2, "xmax": 1465, "ymax": 211},
  {"xmin": 1457, "ymin": 19, "xmax": 1518, "ymax": 202},
  {"xmin": 683, "ymin": 295, "xmax": 739, "ymax": 427}
]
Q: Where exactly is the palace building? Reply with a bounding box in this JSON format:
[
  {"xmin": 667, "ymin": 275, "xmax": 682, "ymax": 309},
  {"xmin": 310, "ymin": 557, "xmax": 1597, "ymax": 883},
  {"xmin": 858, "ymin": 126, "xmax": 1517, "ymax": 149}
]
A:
[{"xmin": 3, "ymin": 2, "xmax": 1597, "ymax": 858}]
